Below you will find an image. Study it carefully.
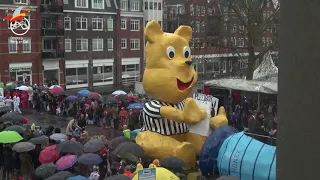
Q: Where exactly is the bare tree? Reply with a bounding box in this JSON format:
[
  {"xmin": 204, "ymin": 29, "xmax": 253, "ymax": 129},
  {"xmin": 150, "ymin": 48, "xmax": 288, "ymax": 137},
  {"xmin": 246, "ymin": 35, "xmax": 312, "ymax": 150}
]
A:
[{"xmin": 219, "ymin": 0, "xmax": 280, "ymax": 79}]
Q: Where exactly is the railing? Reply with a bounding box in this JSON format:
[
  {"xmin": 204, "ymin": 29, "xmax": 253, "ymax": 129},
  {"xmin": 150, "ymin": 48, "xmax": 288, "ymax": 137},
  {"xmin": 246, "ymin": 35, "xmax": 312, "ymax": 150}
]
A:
[
  {"xmin": 41, "ymin": 51, "xmax": 63, "ymax": 59},
  {"xmin": 41, "ymin": 28, "xmax": 64, "ymax": 36},
  {"xmin": 244, "ymin": 131, "xmax": 277, "ymax": 146},
  {"xmin": 40, "ymin": 4, "xmax": 63, "ymax": 13}
]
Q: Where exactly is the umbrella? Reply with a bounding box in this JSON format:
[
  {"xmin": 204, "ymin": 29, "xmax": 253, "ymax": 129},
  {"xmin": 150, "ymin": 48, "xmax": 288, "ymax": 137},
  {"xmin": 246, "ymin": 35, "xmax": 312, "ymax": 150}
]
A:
[
  {"xmin": 6, "ymin": 82, "xmax": 17, "ymax": 88},
  {"xmin": 4, "ymin": 125, "xmax": 26, "ymax": 134},
  {"xmin": 35, "ymin": 163, "xmax": 57, "ymax": 179},
  {"xmin": 78, "ymin": 153, "xmax": 103, "ymax": 165},
  {"xmin": 50, "ymin": 133, "xmax": 68, "ymax": 141},
  {"xmin": 12, "ymin": 142, "xmax": 35, "ymax": 152},
  {"xmin": 55, "ymin": 141, "xmax": 84, "ymax": 154},
  {"xmin": 77, "ymin": 89, "xmax": 91, "ymax": 97},
  {"xmin": 0, "ymin": 82, "xmax": 4, "ymax": 88},
  {"xmin": 0, "ymin": 112, "xmax": 24, "ymax": 123},
  {"xmin": 108, "ymin": 136, "xmax": 132, "ymax": 149},
  {"xmin": 0, "ymin": 131, "xmax": 23, "ymax": 143},
  {"xmin": 106, "ymin": 175, "xmax": 131, "ymax": 180},
  {"xmin": 67, "ymin": 95, "xmax": 78, "ymax": 102},
  {"xmin": 0, "ymin": 106, "xmax": 11, "ymax": 113},
  {"xmin": 45, "ymin": 171, "xmax": 74, "ymax": 180},
  {"xmin": 67, "ymin": 175, "xmax": 89, "ymax": 180},
  {"xmin": 18, "ymin": 85, "xmax": 29, "ymax": 91},
  {"xmin": 115, "ymin": 94, "xmax": 128, "ymax": 101},
  {"xmin": 105, "ymin": 97, "xmax": 117, "ymax": 105},
  {"xmin": 120, "ymin": 152, "xmax": 139, "ymax": 162},
  {"xmin": 50, "ymin": 87, "xmax": 64, "ymax": 94},
  {"xmin": 111, "ymin": 142, "xmax": 144, "ymax": 158},
  {"xmin": 159, "ymin": 157, "xmax": 185, "ymax": 168},
  {"xmin": 29, "ymin": 136, "xmax": 49, "ymax": 145},
  {"xmin": 39, "ymin": 145, "xmax": 60, "ymax": 164},
  {"xmin": 56, "ymin": 154, "xmax": 77, "ymax": 171},
  {"xmin": 112, "ymin": 90, "xmax": 127, "ymax": 95},
  {"xmin": 28, "ymin": 86, "xmax": 33, "ymax": 91},
  {"xmin": 127, "ymin": 103, "xmax": 144, "ymax": 109},
  {"xmin": 49, "ymin": 85, "xmax": 62, "ymax": 89},
  {"xmin": 84, "ymin": 139, "xmax": 104, "ymax": 153},
  {"xmin": 87, "ymin": 92, "xmax": 102, "ymax": 100}
]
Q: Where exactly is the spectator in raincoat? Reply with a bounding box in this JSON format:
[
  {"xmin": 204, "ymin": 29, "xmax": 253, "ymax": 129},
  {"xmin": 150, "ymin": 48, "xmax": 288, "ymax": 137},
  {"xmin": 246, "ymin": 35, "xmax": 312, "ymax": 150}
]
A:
[
  {"xmin": 13, "ymin": 95, "xmax": 22, "ymax": 113},
  {"xmin": 21, "ymin": 91, "xmax": 28, "ymax": 109}
]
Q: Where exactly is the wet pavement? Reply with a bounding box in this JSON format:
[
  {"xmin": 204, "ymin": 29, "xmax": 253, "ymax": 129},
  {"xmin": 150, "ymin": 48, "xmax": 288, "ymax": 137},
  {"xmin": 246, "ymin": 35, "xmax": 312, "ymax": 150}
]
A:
[{"xmin": 22, "ymin": 109, "xmax": 123, "ymax": 140}]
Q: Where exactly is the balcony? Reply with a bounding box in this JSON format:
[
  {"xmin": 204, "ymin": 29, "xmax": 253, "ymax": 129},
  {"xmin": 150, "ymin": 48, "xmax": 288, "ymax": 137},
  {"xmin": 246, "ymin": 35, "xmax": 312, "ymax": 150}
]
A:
[
  {"xmin": 41, "ymin": 28, "xmax": 64, "ymax": 36},
  {"xmin": 40, "ymin": 4, "xmax": 63, "ymax": 13},
  {"xmin": 42, "ymin": 51, "xmax": 63, "ymax": 59}
]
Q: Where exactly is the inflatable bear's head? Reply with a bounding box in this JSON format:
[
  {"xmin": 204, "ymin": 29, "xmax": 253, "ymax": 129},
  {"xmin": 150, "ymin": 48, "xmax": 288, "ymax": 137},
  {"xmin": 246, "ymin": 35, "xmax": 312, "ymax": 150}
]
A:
[{"xmin": 143, "ymin": 21, "xmax": 197, "ymax": 104}]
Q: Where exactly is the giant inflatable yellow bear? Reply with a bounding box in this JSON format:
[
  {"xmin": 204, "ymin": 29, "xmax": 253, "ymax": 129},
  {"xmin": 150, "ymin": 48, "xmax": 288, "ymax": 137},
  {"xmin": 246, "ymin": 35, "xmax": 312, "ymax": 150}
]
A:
[{"xmin": 136, "ymin": 21, "xmax": 228, "ymax": 168}]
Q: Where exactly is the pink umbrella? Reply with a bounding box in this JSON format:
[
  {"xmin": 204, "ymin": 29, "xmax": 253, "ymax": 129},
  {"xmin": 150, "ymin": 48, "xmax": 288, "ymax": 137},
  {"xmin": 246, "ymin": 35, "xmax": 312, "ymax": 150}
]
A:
[{"xmin": 56, "ymin": 154, "xmax": 77, "ymax": 171}]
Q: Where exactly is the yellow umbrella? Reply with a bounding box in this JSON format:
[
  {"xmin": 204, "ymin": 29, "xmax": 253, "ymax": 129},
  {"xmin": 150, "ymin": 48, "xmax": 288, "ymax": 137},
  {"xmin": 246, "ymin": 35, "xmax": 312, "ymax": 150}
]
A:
[
  {"xmin": 6, "ymin": 82, "xmax": 17, "ymax": 87},
  {"xmin": 132, "ymin": 167, "xmax": 179, "ymax": 180}
]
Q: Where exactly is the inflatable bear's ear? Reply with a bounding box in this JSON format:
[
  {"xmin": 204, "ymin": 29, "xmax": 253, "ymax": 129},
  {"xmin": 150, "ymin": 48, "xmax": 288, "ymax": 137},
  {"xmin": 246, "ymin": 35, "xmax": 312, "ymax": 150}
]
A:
[
  {"xmin": 144, "ymin": 20, "xmax": 164, "ymax": 43},
  {"xmin": 174, "ymin": 26, "xmax": 192, "ymax": 42}
]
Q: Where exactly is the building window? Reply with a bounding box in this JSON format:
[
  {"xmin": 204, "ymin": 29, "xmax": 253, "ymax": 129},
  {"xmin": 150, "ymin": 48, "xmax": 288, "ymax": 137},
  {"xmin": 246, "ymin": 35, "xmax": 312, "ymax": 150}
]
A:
[
  {"xmin": 222, "ymin": 60, "xmax": 227, "ymax": 73},
  {"xmin": 130, "ymin": 39, "xmax": 140, "ymax": 50},
  {"xmin": 107, "ymin": 38, "xmax": 113, "ymax": 51},
  {"xmin": 42, "ymin": 17, "xmax": 57, "ymax": 29},
  {"xmin": 201, "ymin": 6, "xmax": 205, "ymax": 16},
  {"xmin": 144, "ymin": 2, "xmax": 148, "ymax": 10},
  {"xmin": 66, "ymin": 67, "xmax": 88, "ymax": 85},
  {"xmin": 196, "ymin": 5, "xmax": 200, "ymax": 16},
  {"xmin": 229, "ymin": 60, "xmax": 233, "ymax": 72},
  {"xmin": 8, "ymin": 38, "xmax": 17, "ymax": 53},
  {"xmin": 65, "ymin": 39, "xmax": 71, "ymax": 52},
  {"xmin": 43, "ymin": 39, "xmax": 57, "ymax": 51},
  {"xmin": 190, "ymin": 4, "xmax": 194, "ymax": 16},
  {"xmin": 121, "ymin": 19, "xmax": 127, "ymax": 29},
  {"xmin": 213, "ymin": 62, "xmax": 220, "ymax": 72},
  {"xmin": 238, "ymin": 38, "xmax": 245, "ymax": 47},
  {"xmin": 130, "ymin": 20, "xmax": 140, "ymax": 31},
  {"xmin": 93, "ymin": 65, "xmax": 113, "ymax": 84},
  {"xmin": 92, "ymin": 18, "xmax": 103, "ymax": 31},
  {"xmin": 121, "ymin": 38, "xmax": 127, "ymax": 49},
  {"xmin": 122, "ymin": 64, "xmax": 140, "ymax": 84},
  {"xmin": 239, "ymin": 59, "xmax": 248, "ymax": 69},
  {"xmin": 14, "ymin": 0, "xmax": 28, "ymax": 4},
  {"xmin": 201, "ymin": 22, "xmax": 205, "ymax": 32},
  {"xmin": 23, "ymin": 38, "xmax": 31, "ymax": 53},
  {"xmin": 131, "ymin": 0, "xmax": 139, "ymax": 11},
  {"xmin": 195, "ymin": 21, "xmax": 200, "ymax": 32},
  {"xmin": 120, "ymin": 0, "xmax": 127, "ymax": 10},
  {"xmin": 76, "ymin": 17, "xmax": 87, "ymax": 30},
  {"xmin": 92, "ymin": 0, "xmax": 104, "ymax": 9},
  {"xmin": 76, "ymin": 38, "xmax": 88, "ymax": 51},
  {"xmin": 158, "ymin": 2, "xmax": 161, "ymax": 10},
  {"xmin": 92, "ymin": 38, "xmax": 103, "ymax": 51},
  {"xmin": 64, "ymin": 17, "xmax": 71, "ymax": 30},
  {"xmin": 107, "ymin": 17, "xmax": 113, "ymax": 31},
  {"xmin": 232, "ymin": 24, "xmax": 237, "ymax": 32},
  {"xmin": 75, "ymin": 0, "xmax": 88, "ymax": 8}
]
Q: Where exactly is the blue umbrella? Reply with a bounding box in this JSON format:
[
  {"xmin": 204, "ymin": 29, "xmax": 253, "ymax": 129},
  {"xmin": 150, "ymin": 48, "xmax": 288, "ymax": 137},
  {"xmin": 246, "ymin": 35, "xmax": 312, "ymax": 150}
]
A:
[
  {"xmin": 67, "ymin": 95, "xmax": 78, "ymax": 102},
  {"xmin": 77, "ymin": 89, "xmax": 90, "ymax": 97},
  {"xmin": 67, "ymin": 175, "xmax": 89, "ymax": 180},
  {"xmin": 78, "ymin": 153, "xmax": 103, "ymax": 165},
  {"xmin": 127, "ymin": 103, "xmax": 144, "ymax": 109}
]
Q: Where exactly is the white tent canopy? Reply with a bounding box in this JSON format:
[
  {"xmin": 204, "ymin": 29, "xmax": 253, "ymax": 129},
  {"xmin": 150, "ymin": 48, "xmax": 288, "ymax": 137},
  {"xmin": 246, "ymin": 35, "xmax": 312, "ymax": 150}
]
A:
[
  {"xmin": 253, "ymin": 52, "xmax": 278, "ymax": 82},
  {"xmin": 205, "ymin": 78, "xmax": 278, "ymax": 94}
]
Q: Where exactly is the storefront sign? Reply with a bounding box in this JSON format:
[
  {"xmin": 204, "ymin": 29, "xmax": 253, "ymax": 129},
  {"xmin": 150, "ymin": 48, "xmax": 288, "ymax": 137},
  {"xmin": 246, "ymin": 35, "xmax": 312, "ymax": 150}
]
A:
[
  {"xmin": 138, "ymin": 168, "xmax": 156, "ymax": 180},
  {"xmin": 10, "ymin": 67, "xmax": 31, "ymax": 71},
  {"xmin": 122, "ymin": 71, "xmax": 139, "ymax": 77}
]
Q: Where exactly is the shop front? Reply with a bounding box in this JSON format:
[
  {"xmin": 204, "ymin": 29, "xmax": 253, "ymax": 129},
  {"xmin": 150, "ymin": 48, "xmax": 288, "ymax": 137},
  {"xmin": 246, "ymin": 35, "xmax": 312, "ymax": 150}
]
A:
[
  {"xmin": 43, "ymin": 60, "xmax": 60, "ymax": 87},
  {"xmin": 9, "ymin": 62, "xmax": 32, "ymax": 85},
  {"xmin": 65, "ymin": 60, "xmax": 88, "ymax": 89},
  {"xmin": 93, "ymin": 59, "xmax": 114, "ymax": 86},
  {"xmin": 121, "ymin": 58, "xmax": 140, "ymax": 85}
]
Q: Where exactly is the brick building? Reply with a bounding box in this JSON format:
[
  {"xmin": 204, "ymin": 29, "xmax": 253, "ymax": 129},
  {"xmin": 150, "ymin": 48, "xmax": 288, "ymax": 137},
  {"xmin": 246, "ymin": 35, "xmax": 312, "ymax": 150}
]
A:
[{"xmin": 0, "ymin": 0, "xmax": 42, "ymax": 85}]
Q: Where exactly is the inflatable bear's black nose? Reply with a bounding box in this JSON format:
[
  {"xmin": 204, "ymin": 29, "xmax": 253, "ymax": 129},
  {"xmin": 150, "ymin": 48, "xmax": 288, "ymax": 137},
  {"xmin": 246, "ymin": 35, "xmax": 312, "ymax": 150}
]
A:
[{"xmin": 185, "ymin": 61, "xmax": 192, "ymax": 65}]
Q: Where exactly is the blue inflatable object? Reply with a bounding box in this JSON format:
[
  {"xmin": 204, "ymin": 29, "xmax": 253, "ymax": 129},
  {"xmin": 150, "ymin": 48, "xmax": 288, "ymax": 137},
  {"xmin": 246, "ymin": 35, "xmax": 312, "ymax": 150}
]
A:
[
  {"xmin": 127, "ymin": 103, "xmax": 144, "ymax": 109},
  {"xmin": 217, "ymin": 132, "xmax": 276, "ymax": 180},
  {"xmin": 131, "ymin": 129, "xmax": 141, "ymax": 140},
  {"xmin": 199, "ymin": 126, "xmax": 238, "ymax": 175}
]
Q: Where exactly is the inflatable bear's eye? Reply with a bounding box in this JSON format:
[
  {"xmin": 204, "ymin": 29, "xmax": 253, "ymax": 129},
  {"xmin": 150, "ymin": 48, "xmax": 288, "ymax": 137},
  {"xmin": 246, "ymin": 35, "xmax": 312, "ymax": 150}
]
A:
[
  {"xmin": 183, "ymin": 46, "xmax": 191, "ymax": 58},
  {"xmin": 166, "ymin": 46, "xmax": 175, "ymax": 59}
]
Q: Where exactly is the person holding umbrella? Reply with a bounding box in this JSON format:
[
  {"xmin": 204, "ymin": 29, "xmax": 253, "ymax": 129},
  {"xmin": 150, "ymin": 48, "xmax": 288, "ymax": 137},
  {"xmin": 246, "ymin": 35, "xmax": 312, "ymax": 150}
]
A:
[{"xmin": 19, "ymin": 152, "xmax": 32, "ymax": 180}]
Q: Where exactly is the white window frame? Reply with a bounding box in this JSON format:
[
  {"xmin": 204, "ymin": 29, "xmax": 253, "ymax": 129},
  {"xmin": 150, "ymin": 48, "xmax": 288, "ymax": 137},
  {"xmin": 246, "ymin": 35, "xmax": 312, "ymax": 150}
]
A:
[
  {"xmin": 42, "ymin": 39, "xmax": 57, "ymax": 51},
  {"xmin": 8, "ymin": 38, "xmax": 18, "ymax": 54},
  {"xmin": 232, "ymin": 24, "xmax": 237, "ymax": 32},
  {"xmin": 65, "ymin": 38, "xmax": 72, "ymax": 52},
  {"xmin": 229, "ymin": 60, "xmax": 233, "ymax": 72},
  {"xmin": 91, "ymin": 0, "xmax": 104, "ymax": 9},
  {"xmin": 131, "ymin": 0, "xmax": 140, "ymax": 11},
  {"xmin": 222, "ymin": 60, "xmax": 227, "ymax": 73},
  {"xmin": 14, "ymin": 0, "xmax": 28, "ymax": 5},
  {"xmin": 22, "ymin": 38, "xmax": 31, "ymax": 53},
  {"xmin": 107, "ymin": 38, "xmax": 113, "ymax": 51},
  {"xmin": 75, "ymin": 0, "xmax": 88, "ymax": 8},
  {"xmin": 76, "ymin": 17, "xmax": 87, "ymax": 30},
  {"xmin": 239, "ymin": 59, "xmax": 248, "ymax": 69},
  {"xmin": 92, "ymin": 38, "xmax": 103, "ymax": 51},
  {"xmin": 130, "ymin": 39, "xmax": 140, "ymax": 50},
  {"xmin": 130, "ymin": 20, "xmax": 140, "ymax": 31},
  {"xmin": 76, "ymin": 38, "xmax": 88, "ymax": 52},
  {"xmin": 121, "ymin": 38, "xmax": 127, "ymax": 49},
  {"xmin": 64, "ymin": 17, "xmax": 71, "ymax": 30},
  {"xmin": 238, "ymin": 38, "xmax": 245, "ymax": 47},
  {"xmin": 92, "ymin": 18, "xmax": 103, "ymax": 31},
  {"xmin": 121, "ymin": 19, "xmax": 127, "ymax": 30},
  {"xmin": 120, "ymin": 0, "xmax": 127, "ymax": 10},
  {"xmin": 107, "ymin": 17, "xmax": 113, "ymax": 31}
]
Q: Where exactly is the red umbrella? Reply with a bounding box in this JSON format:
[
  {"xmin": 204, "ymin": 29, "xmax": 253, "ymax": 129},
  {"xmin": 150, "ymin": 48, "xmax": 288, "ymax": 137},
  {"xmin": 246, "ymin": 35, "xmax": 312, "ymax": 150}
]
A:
[
  {"xmin": 88, "ymin": 92, "xmax": 102, "ymax": 100},
  {"xmin": 50, "ymin": 87, "xmax": 64, "ymax": 94},
  {"xmin": 39, "ymin": 144, "xmax": 60, "ymax": 164}
]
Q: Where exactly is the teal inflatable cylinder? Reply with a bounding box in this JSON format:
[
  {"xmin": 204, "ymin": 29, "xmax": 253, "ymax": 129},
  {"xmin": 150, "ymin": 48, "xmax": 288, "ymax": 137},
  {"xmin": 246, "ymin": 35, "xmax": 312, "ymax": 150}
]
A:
[
  {"xmin": 130, "ymin": 129, "xmax": 141, "ymax": 140},
  {"xmin": 217, "ymin": 132, "xmax": 276, "ymax": 180}
]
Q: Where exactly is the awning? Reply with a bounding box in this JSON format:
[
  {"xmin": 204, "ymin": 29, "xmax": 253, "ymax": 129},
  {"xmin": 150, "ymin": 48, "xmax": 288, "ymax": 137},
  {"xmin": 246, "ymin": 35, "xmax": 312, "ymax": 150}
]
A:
[{"xmin": 205, "ymin": 78, "xmax": 277, "ymax": 94}]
